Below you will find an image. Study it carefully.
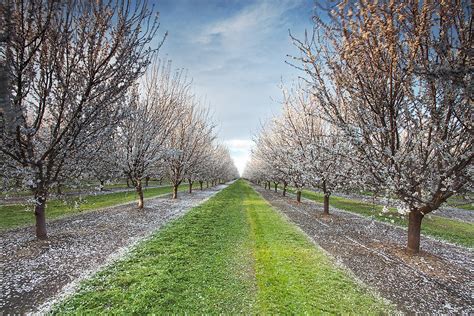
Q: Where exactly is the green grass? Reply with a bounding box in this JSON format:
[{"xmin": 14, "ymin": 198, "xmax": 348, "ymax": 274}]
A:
[
  {"xmin": 53, "ymin": 180, "xmax": 390, "ymax": 314},
  {"xmin": 454, "ymin": 203, "xmax": 474, "ymax": 211},
  {"xmin": 102, "ymin": 180, "xmax": 169, "ymax": 190},
  {"xmin": 0, "ymin": 180, "xmax": 170, "ymax": 198},
  {"xmin": 0, "ymin": 185, "xmax": 187, "ymax": 231},
  {"xmin": 293, "ymin": 189, "xmax": 474, "ymax": 248},
  {"xmin": 349, "ymin": 190, "xmax": 473, "ymax": 211},
  {"xmin": 446, "ymin": 196, "xmax": 474, "ymax": 211}
]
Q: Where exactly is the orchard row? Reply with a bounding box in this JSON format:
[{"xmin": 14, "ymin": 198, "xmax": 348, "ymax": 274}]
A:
[
  {"xmin": 0, "ymin": 1, "xmax": 238, "ymax": 239},
  {"xmin": 244, "ymin": 1, "xmax": 472, "ymax": 254}
]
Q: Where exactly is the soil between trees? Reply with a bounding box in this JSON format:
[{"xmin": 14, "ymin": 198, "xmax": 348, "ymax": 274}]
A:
[
  {"xmin": 254, "ymin": 184, "xmax": 473, "ymax": 314},
  {"xmin": 0, "ymin": 185, "xmax": 227, "ymax": 314}
]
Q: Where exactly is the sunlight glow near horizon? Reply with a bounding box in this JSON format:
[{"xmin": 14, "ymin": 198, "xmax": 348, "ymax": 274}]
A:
[{"xmin": 224, "ymin": 139, "xmax": 254, "ymax": 176}]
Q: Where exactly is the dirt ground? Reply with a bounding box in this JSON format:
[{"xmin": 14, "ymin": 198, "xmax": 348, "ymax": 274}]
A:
[
  {"xmin": 254, "ymin": 185, "xmax": 474, "ymax": 314},
  {"xmin": 0, "ymin": 184, "xmax": 227, "ymax": 314}
]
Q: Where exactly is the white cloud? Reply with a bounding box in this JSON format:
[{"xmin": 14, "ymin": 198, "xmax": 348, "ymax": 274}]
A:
[
  {"xmin": 196, "ymin": 0, "xmax": 301, "ymax": 48},
  {"xmin": 158, "ymin": 0, "xmax": 312, "ymax": 160}
]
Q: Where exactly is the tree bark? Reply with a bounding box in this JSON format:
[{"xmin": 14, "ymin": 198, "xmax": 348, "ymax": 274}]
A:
[
  {"xmin": 206, "ymin": 181, "xmax": 209, "ymax": 188},
  {"xmin": 199, "ymin": 181, "xmax": 203, "ymax": 190},
  {"xmin": 145, "ymin": 176, "xmax": 150, "ymax": 187},
  {"xmin": 323, "ymin": 194, "xmax": 330, "ymax": 215},
  {"xmin": 296, "ymin": 191, "xmax": 301, "ymax": 203},
  {"xmin": 283, "ymin": 182, "xmax": 287, "ymax": 196},
  {"xmin": 34, "ymin": 195, "xmax": 48, "ymax": 239},
  {"xmin": 407, "ymin": 210, "xmax": 424, "ymax": 254},
  {"xmin": 126, "ymin": 178, "xmax": 130, "ymax": 188},
  {"xmin": 188, "ymin": 179, "xmax": 193, "ymax": 193},
  {"xmin": 322, "ymin": 180, "xmax": 330, "ymax": 214},
  {"xmin": 173, "ymin": 184, "xmax": 179, "ymax": 199},
  {"xmin": 99, "ymin": 179, "xmax": 104, "ymax": 191},
  {"xmin": 274, "ymin": 182, "xmax": 278, "ymax": 192},
  {"xmin": 136, "ymin": 180, "xmax": 144, "ymax": 209}
]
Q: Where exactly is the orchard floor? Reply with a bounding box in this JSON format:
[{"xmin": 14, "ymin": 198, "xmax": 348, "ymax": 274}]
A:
[
  {"xmin": 0, "ymin": 184, "xmax": 227, "ymax": 314},
  {"xmin": 254, "ymin": 185, "xmax": 474, "ymax": 314},
  {"xmin": 0, "ymin": 184, "xmax": 168, "ymax": 206},
  {"xmin": 330, "ymin": 190, "xmax": 474, "ymax": 223}
]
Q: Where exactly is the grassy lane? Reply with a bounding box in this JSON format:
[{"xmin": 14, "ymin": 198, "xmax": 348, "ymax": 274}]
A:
[
  {"xmin": 0, "ymin": 180, "xmax": 169, "ymax": 197},
  {"xmin": 245, "ymin": 183, "xmax": 388, "ymax": 314},
  {"xmin": 53, "ymin": 180, "xmax": 389, "ymax": 314},
  {"xmin": 53, "ymin": 180, "xmax": 257, "ymax": 314},
  {"xmin": 288, "ymin": 188, "xmax": 473, "ymax": 248},
  {"xmin": 446, "ymin": 196, "xmax": 474, "ymax": 211},
  {"xmin": 0, "ymin": 185, "xmax": 187, "ymax": 231}
]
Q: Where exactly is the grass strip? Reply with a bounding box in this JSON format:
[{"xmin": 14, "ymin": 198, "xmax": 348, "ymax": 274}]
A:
[
  {"xmin": 53, "ymin": 180, "xmax": 256, "ymax": 314},
  {"xmin": 288, "ymin": 188, "xmax": 473, "ymax": 248},
  {"xmin": 53, "ymin": 180, "xmax": 389, "ymax": 314},
  {"xmin": 0, "ymin": 185, "xmax": 186, "ymax": 231}
]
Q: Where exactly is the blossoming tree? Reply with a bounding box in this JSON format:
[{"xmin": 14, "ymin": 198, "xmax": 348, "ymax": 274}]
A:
[{"xmin": 291, "ymin": 0, "xmax": 472, "ymax": 253}]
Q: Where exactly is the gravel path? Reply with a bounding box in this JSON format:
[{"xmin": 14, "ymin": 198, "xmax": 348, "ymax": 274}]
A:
[
  {"xmin": 0, "ymin": 184, "xmax": 227, "ymax": 314},
  {"xmin": 254, "ymin": 185, "xmax": 474, "ymax": 314}
]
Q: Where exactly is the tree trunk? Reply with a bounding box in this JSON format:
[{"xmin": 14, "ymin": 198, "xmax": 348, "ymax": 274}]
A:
[
  {"xmin": 159, "ymin": 178, "xmax": 163, "ymax": 185},
  {"xmin": 136, "ymin": 180, "xmax": 144, "ymax": 209},
  {"xmin": 283, "ymin": 182, "xmax": 287, "ymax": 196},
  {"xmin": 126, "ymin": 178, "xmax": 130, "ymax": 188},
  {"xmin": 206, "ymin": 181, "xmax": 209, "ymax": 188},
  {"xmin": 274, "ymin": 183, "xmax": 278, "ymax": 192},
  {"xmin": 145, "ymin": 176, "xmax": 150, "ymax": 187},
  {"xmin": 173, "ymin": 184, "xmax": 179, "ymax": 199},
  {"xmin": 34, "ymin": 195, "xmax": 48, "ymax": 239},
  {"xmin": 199, "ymin": 181, "xmax": 203, "ymax": 190},
  {"xmin": 296, "ymin": 191, "xmax": 301, "ymax": 203},
  {"xmin": 323, "ymin": 194, "xmax": 330, "ymax": 215},
  {"xmin": 99, "ymin": 179, "xmax": 105, "ymax": 191},
  {"xmin": 188, "ymin": 179, "xmax": 193, "ymax": 193},
  {"xmin": 407, "ymin": 210, "xmax": 424, "ymax": 254},
  {"xmin": 322, "ymin": 180, "xmax": 329, "ymax": 214}
]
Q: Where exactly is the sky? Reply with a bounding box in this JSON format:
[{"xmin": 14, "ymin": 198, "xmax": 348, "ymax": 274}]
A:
[{"xmin": 155, "ymin": 0, "xmax": 315, "ymax": 175}]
